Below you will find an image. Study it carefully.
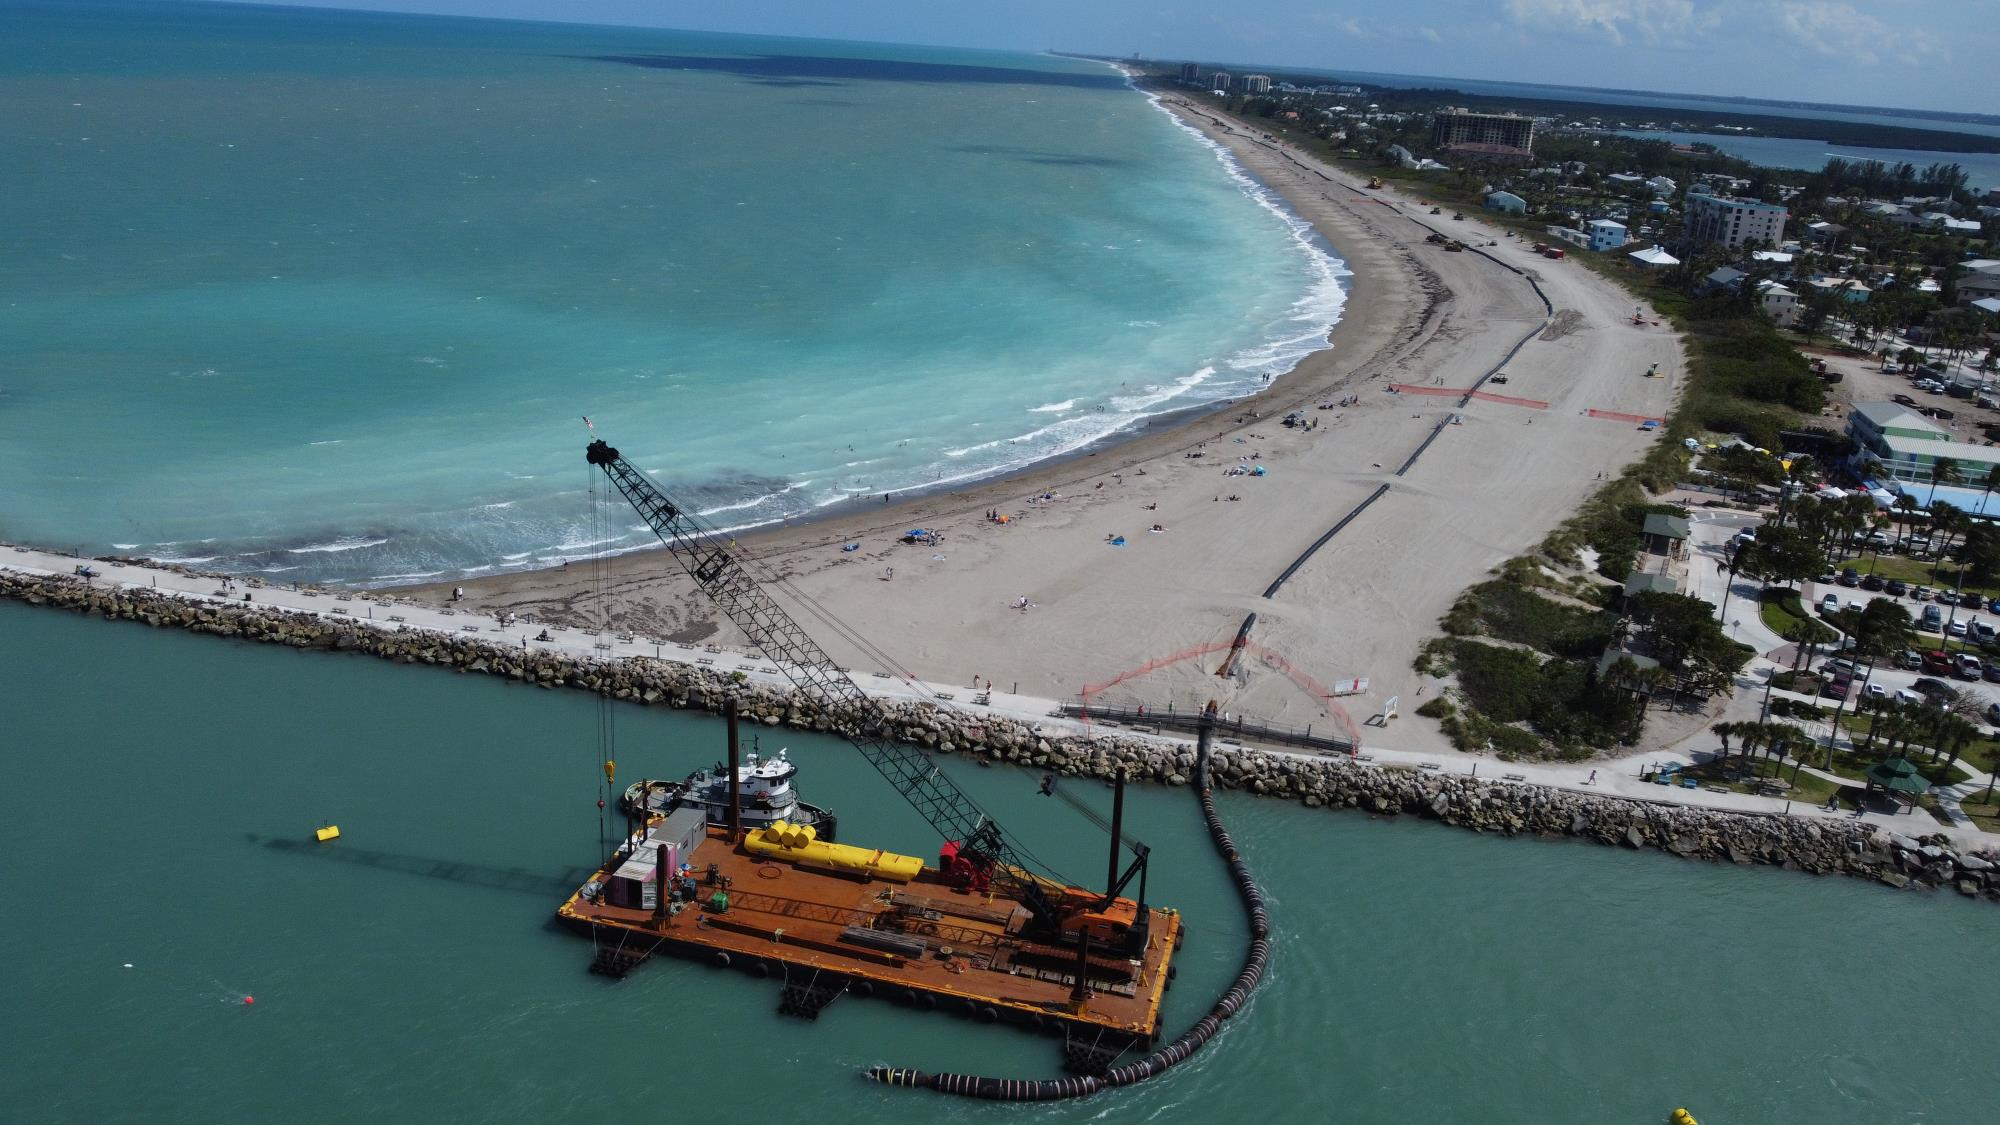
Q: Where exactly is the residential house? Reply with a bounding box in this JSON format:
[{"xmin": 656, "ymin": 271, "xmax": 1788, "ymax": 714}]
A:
[
  {"xmin": 1586, "ymin": 219, "xmax": 1628, "ymax": 252},
  {"xmin": 1957, "ymin": 274, "xmax": 2000, "ymax": 305},
  {"xmin": 1627, "ymin": 245, "xmax": 1680, "ymax": 270},
  {"xmin": 1699, "ymin": 265, "xmax": 1747, "ymax": 294},
  {"xmin": 1807, "ymin": 276, "xmax": 1871, "ymax": 302},
  {"xmin": 1756, "ymin": 280, "xmax": 1800, "ymax": 326}
]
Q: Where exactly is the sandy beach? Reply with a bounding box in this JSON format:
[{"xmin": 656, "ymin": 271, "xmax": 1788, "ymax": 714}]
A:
[{"xmin": 416, "ymin": 100, "xmax": 1687, "ymax": 754}]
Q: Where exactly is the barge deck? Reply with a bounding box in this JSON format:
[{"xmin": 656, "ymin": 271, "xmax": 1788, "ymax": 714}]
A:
[{"xmin": 558, "ymin": 823, "xmax": 1181, "ymax": 1046}]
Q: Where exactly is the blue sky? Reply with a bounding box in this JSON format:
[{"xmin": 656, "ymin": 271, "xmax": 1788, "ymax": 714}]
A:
[{"xmin": 209, "ymin": 1, "xmax": 1993, "ymax": 113}]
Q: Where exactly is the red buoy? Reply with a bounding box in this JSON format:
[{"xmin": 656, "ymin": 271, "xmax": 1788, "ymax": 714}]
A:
[
  {"xmin": 243, "ymin": 996, "xmax": 255, "ymax": 1005},
  {"xmin": 597, "ymin": 798, "xmax": 606, "ymax": 810}
]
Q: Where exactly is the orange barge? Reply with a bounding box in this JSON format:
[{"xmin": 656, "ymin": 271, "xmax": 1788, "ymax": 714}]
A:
[{"xmin": 557, "ymin": 815, "xmax": 1182, "ymax": 1049}]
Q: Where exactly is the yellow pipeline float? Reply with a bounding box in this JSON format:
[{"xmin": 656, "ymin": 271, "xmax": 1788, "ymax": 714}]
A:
[{"xmin": 744, "ymin": 821, "xmax": 923, "ymax": 883}]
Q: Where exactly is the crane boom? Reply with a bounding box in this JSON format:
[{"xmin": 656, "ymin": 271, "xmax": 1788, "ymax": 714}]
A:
[{"xmin": 585, "ymin": 438, "xmax": 1067, "ymax": 930}]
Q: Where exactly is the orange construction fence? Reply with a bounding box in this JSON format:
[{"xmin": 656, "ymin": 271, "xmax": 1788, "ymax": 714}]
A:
[
  {"xmin": 1386, "ymin": 384, "xmax": 1548, "ymax": 409},
  {"xmin": 1469, "ymin": 390, "xmax": 1549, "ymax": 409},
  {"xmin": 1586, "ymin": 408, "xmax": 1665, "ymax": 425}
]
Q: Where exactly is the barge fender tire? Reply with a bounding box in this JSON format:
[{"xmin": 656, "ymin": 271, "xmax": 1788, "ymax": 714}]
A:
[{"xmin": 712, "ymin": 952, "xmax": 731, "ymax": 969}]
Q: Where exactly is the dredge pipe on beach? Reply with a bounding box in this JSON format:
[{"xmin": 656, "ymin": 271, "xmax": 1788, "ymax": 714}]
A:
[
  {"xmin": 1259, "ymin": 482, "xmax": 1390, "ymax": 600},
  {"xmin": 867, "ymin": 702, "xmax": 1269, "ymax": 1101}
]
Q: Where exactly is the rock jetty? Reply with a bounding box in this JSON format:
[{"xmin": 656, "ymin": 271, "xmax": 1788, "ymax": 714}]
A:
[{"xmin": 7, "ymin": 569, "xmax": 1996, "ymax": 902}]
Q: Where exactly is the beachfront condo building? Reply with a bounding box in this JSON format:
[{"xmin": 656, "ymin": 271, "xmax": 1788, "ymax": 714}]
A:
[
  {"xmin": 1180, "ymin": 62, "xmax": 1200, "ymax": 82},
  {"xmin": 1683, "ymin": 193, "xmax": 1789, "ymax": 250},
  {"xmin": 1210, "ymin": 71, "xmax": 1232, "ymax": 92},
  {"xmin": 1242, "ymin": 74, "xmax": 1272, "ymax": 94},
  {"xmin": 1428, "ymin": 108, "xmax": 1534, "ymax": 160}
]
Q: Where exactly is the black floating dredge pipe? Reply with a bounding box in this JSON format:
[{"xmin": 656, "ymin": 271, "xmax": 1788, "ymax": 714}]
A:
[{"xmin": 867, "ymin": 702, "xmax": 1269, "ymax": 1101}]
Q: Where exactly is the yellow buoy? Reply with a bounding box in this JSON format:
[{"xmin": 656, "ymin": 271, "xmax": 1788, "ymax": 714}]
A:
[
  {"xmin": 1671, "ymin": 1109, "xmax": 1699, "ymax": 1125},
  {"xmin": 314, "ymin": 825, "xmax": 341, "ymax": 843},
  {"xmin": 603, "ymin": 759, "xmax": 616, "ymax": 784}
]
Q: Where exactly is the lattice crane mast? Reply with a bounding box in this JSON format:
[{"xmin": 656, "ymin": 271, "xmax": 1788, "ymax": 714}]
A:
[{"xmin": 585, "ymin": 437, "xmax": 1148, "ymax": 950}]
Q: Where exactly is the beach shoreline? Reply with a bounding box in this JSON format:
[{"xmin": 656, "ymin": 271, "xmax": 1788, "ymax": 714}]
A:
[
  {"xmin": 62, "ymin": 95, "xmax": 1685, "ymax": 768},
  {"xmin": 397, "ymin": 97, "xmax": 1689, "ymax": 758},
  {"xmin": 393, "ymin": 96, "xmax": 1407, "ymax": 576}
]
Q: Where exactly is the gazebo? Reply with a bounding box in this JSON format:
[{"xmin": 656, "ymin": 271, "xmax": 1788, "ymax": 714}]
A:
[{"xmin": 1863, "ymin": 757, "xmax": 1931, "ymax": 813}]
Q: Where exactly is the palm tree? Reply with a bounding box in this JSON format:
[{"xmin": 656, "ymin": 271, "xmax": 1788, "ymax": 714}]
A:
[
  {"xmin": 1975, "ymin": 463, "xmax": 2000, "ymax": 523},
  {"xmin": 1892, "ymin": 493, "xmax": 1922, "ymax": 552},
  {"xmin": 1928, "ymin": 456, "xmax": 1961, "ymax": 507}
]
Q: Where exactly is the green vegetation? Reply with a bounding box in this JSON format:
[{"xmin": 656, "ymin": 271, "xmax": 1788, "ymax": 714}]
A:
[
  {"xmin": 1424, "ymin": 638, "xmax": 1624, "ymax": 758},
  {"xmin": 1679, "ymin": 755, "xmax": 1842, "ymax": 807},
  {"xmin": 1759, "ymin": 588, "xmax": 1811, "ymax": 637},
  {"xmin": 1857, "ymin": 552, "xmax": 2000, "ymax": 602},
  {"xmin": 1960, "ymin": 794, "xmax": 2000, "ymax": 833},
  {"xmin": 1441, "ymin": 580, "xmax": 1617, "ymax": 658}
]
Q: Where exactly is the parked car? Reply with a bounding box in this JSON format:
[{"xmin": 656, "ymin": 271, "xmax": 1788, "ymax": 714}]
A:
[
  {"xmin": 1964, "ymin": 592, "xmax": 1985, "ymax": 611},
  {"xmin": 1912, "ymin": 677, "xmax": 1958, "ymax": 705},
  {"xmin": 1861, "ymin": 573, "xmax": 1886, "ymax": 591},
  {"xmin": 1864, "ymin": 530, "xmax": 1893, "ymax": 549},
  {"xmin": 1819, "ymin": 593, "xmax": 1842, "ymax": 615},
  {"xmin": 1922, "ymin": 649, "xmax": 1953, "ymax": 674},
  {"xmin": 1864, "ymin": 682, "xmax": 1889, "ymax": 700},
  {"xmin": 1987, "ymin": 701, "xmax": 2000, "ymax": 726},
  {"xmin": 1914, "ymin": 586, "xmax": 1934, "ymax": 601},
  {"xmin": 1983, "ymin": 662, "xmax": 2000, "ymax": 684},
  {"xmin": 1821, "ymin": 676, "xmax": 1852, "ymax": 700},
  {"xmin": 1956, "ymin": 653, "xmax": 1984, "ymax": 680},
  {"xmin": 1838, "ymin": 567, "xmax": 1862, "ymax": 587},
  {"xmin": 1895, "ymin": 688, "xmax": 1924, "ymax": 707},
  {"xmin": 1975, "ymin": 620, "xmax": 1997, "ymax": 644},
  {"xmin": 1921, "ymin": 605, "xmax": 1944, "ymax": 631},
  {"xmin": 1893, "ymin": 393, "xmax": 1919, "ymax": 407},
  {"xmin": 1897, "ymin": 649, "xmax": 1924, "ymax": 670},
  {"xmin": 1820, "ymin": 659, "xmax": 1859, "ymax": 678},
  {"xmin": 1885, "ymin": 579, "xmax": 1909, "ymax": 597},
  {"xmin": 1938, "ymin": 589, "xmax": 1961, "ymax": 606},
  {"xmin": 1949, "ymin": 620, "xmax": 1971, "ymax": 638},
  {"xmin": 1817, "ymin": 569, "xmax": 1838, "ymax": 584}
]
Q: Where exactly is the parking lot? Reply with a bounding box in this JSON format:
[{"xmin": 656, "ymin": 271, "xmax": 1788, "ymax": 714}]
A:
[
  {"xmin": 1799, "ymin": 571, "xmax": 2000, "ymax": 723},
  {"xmin": 1815, "ymin": 346, "xmax": 2000, "ymax": 445}
]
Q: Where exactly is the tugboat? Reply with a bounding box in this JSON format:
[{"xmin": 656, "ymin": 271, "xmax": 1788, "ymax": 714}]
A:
[{"xmin": 621, "ymin": 740, "xmax": 838, "ymax": 840}]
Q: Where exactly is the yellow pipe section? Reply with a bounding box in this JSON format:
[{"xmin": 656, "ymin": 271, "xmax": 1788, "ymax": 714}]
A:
[{"xmin": 744, "ymin": 821, "xmax": 924, "ymax": 883}]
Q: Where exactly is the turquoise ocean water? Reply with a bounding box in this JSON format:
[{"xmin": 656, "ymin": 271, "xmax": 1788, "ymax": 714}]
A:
[
  {"xmin": 0, "ymin": 0, "xmax": 1345, "ymax": 584},
  {"xmin": 5, "ymin": 600, "xmax": 1999, "ymax": 1122}
]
